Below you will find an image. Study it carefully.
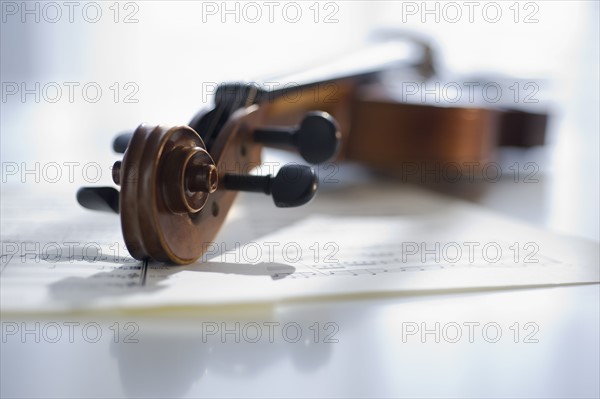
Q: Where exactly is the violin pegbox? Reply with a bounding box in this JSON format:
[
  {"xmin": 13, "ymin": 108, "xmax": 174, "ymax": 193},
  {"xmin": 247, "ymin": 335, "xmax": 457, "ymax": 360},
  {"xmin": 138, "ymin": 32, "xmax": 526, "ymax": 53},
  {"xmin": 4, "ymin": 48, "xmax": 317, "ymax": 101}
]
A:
[{"xmin": 77, "ymin": 105, "xmax": 341, "ymax": 264}]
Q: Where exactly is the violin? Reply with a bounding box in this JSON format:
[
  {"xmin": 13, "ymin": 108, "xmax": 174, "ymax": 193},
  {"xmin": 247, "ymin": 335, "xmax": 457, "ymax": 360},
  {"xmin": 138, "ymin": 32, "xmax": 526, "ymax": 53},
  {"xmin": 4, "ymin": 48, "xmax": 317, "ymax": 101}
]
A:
[{"xmin": 78, "ymin": 36, "xmax": 547, "ymax": 264}]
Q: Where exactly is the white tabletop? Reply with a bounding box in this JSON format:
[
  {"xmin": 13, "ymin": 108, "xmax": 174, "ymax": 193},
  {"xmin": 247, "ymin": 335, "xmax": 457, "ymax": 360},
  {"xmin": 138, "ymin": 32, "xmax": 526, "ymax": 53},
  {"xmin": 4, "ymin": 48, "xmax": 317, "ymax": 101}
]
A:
[{"xmin": 2, "ymin": 283, "xmax": 598, "ymax": 398}]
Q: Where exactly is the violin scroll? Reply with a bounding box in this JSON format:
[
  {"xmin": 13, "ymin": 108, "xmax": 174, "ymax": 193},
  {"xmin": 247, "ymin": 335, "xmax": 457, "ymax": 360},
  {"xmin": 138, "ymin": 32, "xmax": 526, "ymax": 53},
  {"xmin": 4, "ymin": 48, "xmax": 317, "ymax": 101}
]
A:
[{"xmin": 78, "ymin": 108, "xmax": 340, "ymax": 264}]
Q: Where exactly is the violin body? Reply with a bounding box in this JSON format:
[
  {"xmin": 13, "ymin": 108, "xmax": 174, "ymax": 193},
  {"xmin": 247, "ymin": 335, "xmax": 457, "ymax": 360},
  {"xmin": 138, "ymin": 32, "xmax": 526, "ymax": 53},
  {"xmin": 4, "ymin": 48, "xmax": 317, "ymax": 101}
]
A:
[{"xmin": 253, "ymin": 79, "xmax": 546, "ymax": 174}]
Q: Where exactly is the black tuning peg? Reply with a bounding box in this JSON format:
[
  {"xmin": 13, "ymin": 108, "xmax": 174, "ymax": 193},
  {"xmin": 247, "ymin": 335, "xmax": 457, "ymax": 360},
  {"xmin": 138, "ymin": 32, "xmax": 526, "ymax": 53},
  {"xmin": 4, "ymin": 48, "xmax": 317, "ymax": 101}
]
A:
[
  {"xmin": 77, "ymin": 187, "xmax": 120, "ymax": 213},
  {"xmin": 113, "ymin": 132, "xmax": 133, "ymax": 153},
  {"xmin": 253, "ymin": 111, "xmax": 341, "ymax": 164},
  {"xmin": 223, "ymin": 164, "xmax": 318, "ymax": 208}
]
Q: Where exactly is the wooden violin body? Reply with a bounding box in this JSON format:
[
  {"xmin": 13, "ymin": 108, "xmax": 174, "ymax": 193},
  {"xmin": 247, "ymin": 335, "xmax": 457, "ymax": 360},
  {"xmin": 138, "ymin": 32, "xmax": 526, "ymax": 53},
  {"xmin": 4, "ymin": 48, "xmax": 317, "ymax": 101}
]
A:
[{"xmin": 254, "ymin": 79, "xmax": 547, "ymax": 174}]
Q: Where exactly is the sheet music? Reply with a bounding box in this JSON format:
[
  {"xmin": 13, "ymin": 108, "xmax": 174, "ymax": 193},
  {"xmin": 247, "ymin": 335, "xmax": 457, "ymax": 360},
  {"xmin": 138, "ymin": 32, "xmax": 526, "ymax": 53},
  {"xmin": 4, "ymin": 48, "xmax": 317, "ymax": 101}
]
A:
[{"xmin": 1, "ymin": 186, "xmax": 598, "ymax": 314}]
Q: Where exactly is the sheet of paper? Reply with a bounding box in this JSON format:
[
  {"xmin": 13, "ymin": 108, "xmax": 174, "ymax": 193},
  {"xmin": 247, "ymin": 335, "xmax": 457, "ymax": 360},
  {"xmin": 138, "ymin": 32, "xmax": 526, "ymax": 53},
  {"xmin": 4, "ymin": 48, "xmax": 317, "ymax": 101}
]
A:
[{"xmin": 1, "ymin": 186, "xmax": 598, "ymax": 314}]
